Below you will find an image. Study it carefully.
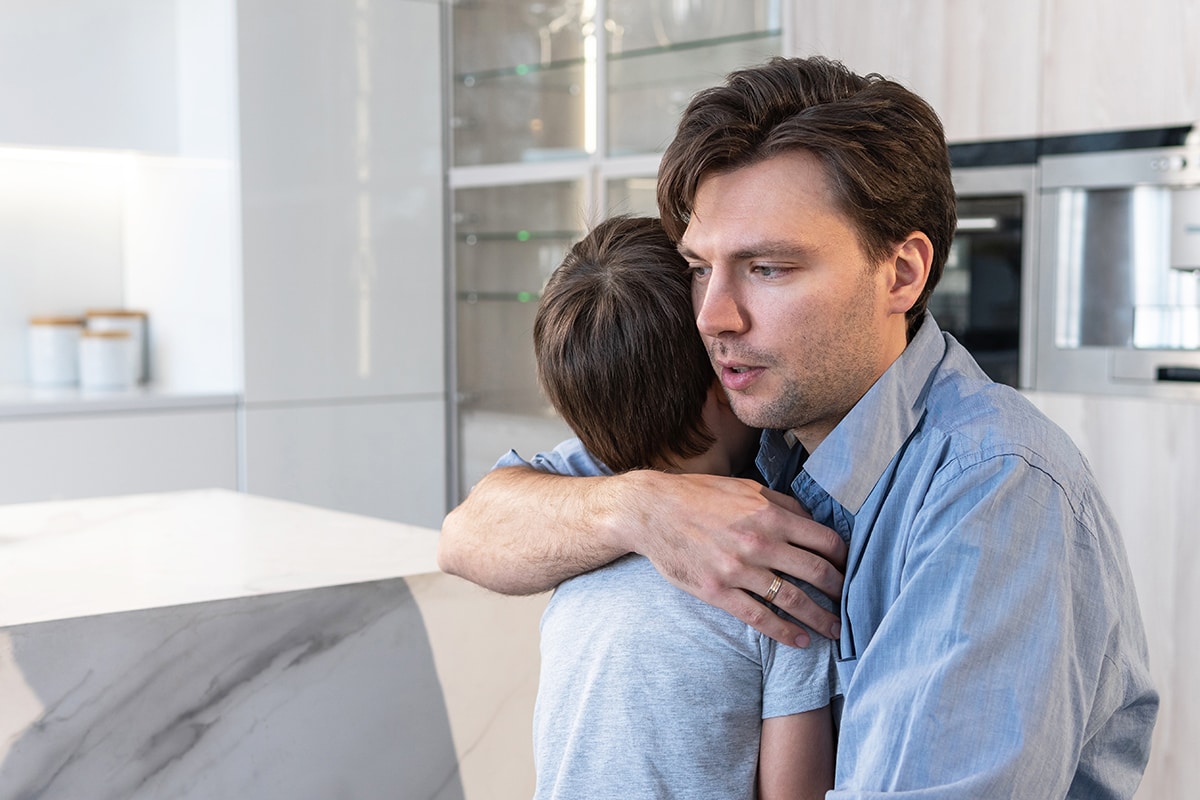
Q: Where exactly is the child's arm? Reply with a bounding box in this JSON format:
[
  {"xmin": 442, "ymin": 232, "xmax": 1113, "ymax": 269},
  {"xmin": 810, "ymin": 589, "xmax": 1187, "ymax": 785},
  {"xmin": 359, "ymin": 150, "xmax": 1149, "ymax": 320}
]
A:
[{"xmin": 758, "ymin": 706, "xmax": 835, "ymax": 800}]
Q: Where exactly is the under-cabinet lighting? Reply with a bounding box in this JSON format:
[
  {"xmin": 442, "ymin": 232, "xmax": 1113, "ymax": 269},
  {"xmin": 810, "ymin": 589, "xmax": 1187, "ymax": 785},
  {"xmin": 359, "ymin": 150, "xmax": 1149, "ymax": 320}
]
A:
[{"xmin": 955, "ymin": 216, "xmax": 1000, "ymax": 232}]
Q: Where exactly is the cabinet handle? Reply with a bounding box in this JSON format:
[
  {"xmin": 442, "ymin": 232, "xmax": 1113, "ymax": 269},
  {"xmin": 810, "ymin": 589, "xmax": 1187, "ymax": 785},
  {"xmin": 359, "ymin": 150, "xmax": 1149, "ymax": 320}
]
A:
[{"xmin": 1155, "ymin": 366, "xmax": 1200, "ymax": 382}]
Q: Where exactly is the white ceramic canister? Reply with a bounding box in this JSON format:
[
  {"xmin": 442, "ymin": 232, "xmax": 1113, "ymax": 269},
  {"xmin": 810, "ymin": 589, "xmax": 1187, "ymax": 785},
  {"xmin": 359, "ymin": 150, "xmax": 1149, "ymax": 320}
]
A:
[
  {"xmin": 27, "ymin": 316, "xmax": 85, "ymax": 387},
  {"xmin": 85, "ymin": 309, "xmax": 148, "ymax": 384},
  {"xmin": 78, "ymin": 330, "xmax": 135, "ymax": 390}
]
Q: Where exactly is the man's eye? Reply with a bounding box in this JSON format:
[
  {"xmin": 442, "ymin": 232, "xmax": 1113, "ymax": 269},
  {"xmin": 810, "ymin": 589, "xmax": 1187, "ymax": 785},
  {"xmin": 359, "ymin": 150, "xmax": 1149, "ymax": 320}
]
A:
[
  {"xmin": 752, "ymin": 265, "xmax": 784, "ymax": 277},
  {"xmin": 688, "ymin": 265, "xmax": 711, "ymax": 279}
]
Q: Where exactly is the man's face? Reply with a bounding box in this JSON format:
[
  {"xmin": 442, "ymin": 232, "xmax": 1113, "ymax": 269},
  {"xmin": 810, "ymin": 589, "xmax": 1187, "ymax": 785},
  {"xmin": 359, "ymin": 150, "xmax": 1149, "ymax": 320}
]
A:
[{"xmin": 679, "ymin": 150, "xmax": 911, "ymax": 452}]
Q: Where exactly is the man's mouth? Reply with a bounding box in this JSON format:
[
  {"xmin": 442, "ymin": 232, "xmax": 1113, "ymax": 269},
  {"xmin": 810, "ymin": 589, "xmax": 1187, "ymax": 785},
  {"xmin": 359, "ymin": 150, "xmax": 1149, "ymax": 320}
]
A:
[{"xmin": 719, "ymin": 363, "xmax": 763, "ymax": 391}]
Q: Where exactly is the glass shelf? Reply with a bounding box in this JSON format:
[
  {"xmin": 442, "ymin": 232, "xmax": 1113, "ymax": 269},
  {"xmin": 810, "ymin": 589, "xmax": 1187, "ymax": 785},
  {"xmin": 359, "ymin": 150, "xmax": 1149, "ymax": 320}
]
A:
[
  {"xmin": 456, "ymin": 230, "xmax": 581, "ymax": 243},
  {"xmin": 457, "ymin": 291, "xmax": 542, "ymax": 303},
  {"xmin": 455, "ymin": 54, "xmax": 587, "ymax": 86},
  {"xmin": 607, "ymin": 28, "xmax": 781, "ymax": 64}
]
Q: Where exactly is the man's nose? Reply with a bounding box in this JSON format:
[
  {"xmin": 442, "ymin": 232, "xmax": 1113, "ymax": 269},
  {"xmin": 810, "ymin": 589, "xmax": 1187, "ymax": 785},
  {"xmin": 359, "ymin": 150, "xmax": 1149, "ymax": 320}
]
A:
[{"xmin": 694, "ymin": 271, "xmax": 747, "ymax": 338}]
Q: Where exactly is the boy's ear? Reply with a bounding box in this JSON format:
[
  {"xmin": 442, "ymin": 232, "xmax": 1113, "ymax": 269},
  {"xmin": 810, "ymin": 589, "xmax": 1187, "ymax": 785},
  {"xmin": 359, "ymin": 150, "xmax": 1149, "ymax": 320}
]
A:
[{"xmin": 888, "ymin": 232, "xmax": 934, "ymax": 315}]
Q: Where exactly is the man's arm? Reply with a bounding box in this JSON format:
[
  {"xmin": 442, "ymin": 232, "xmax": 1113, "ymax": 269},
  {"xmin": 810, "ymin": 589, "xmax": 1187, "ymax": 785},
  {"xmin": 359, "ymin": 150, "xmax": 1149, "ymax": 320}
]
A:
[
  {"xmin": 438, "ymin": 464, "xmax": 847, "ymax": 645},
  {"xmin": 437, "ymin": 465, "xmax": 627, "ymax": 595},
  {"xmin": 830, "ymin": 455, "xmax": 1155, "ymax": 797}
]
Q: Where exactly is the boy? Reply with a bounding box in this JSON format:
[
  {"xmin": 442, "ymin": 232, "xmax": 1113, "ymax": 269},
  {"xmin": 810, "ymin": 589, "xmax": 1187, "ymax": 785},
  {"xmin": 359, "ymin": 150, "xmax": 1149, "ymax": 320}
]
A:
[{"xmin": 507, "ymin": 216, "xmax": 835, "ymax": 799}]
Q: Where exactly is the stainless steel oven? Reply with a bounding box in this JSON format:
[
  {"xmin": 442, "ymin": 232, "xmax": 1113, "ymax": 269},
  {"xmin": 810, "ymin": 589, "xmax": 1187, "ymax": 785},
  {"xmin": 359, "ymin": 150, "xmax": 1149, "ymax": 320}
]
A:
[{"xmin": 939, "ymin": 146, "xmax": 1040, "ymax": 389}]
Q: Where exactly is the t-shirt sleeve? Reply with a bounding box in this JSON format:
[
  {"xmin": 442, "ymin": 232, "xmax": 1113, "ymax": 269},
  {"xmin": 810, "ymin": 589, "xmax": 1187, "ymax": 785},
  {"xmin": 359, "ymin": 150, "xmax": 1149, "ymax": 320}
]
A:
[
  {"xmin": 761, "ymin": 633, "xmax": 837, "ymax": 719},
  {"xmin": 492, "ymin": 437, "xmax": 613, "ymax": 478}
]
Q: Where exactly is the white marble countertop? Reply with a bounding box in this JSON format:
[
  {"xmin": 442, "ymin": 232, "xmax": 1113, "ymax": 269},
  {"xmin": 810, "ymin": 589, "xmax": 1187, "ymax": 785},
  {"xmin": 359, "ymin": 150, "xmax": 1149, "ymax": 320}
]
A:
[{"xmin": 0, "ymin": 489, "xmax": 441, "ymax": 627}]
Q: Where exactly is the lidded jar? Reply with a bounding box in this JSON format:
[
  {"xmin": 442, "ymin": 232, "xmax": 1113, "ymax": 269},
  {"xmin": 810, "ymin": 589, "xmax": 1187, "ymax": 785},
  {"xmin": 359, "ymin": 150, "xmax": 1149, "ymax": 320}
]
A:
[
  {"xmin": 27, "ymin": 316, "xmax": 84, "ymax": 387},
  {"xmin": 85, "ymin": 309, "xmax": 148, "ymax": 384},
  {"xmin": 78, "ymin": 329, "xmax": 136, "ymax": 391}
]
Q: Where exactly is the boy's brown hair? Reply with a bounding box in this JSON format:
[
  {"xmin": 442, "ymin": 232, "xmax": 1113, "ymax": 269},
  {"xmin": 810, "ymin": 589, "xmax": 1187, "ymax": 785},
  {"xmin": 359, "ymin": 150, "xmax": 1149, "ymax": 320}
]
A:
[{"xmin": 534, "ymin": 216, "xmax": 715, "ymax": 473}]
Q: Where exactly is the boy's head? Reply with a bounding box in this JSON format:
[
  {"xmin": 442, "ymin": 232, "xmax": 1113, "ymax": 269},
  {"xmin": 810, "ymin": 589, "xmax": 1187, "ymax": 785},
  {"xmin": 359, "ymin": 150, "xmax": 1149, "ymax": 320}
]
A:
[{"xmin": 534, "ymin": 216, "xmax": 716, "ymax": 473}]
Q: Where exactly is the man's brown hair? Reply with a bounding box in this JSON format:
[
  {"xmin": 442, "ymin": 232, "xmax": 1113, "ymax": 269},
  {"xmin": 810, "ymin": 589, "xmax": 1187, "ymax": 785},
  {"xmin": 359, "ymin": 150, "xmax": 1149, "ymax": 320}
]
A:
[
  {"xmin": 657, "ymin": 56, "xmax": 957, "ymax": 340},
  {"xmin": 534, "ymin": 216, "xmax": 715, "ymax": 473}
]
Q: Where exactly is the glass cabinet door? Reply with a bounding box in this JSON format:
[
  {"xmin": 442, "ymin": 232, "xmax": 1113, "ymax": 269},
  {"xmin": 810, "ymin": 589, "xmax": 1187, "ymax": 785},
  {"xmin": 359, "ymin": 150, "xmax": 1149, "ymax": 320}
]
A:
[
  {"xmin": 450, "ymin": 2, "xmax": 591, "ymax": 167},
  {"xmin": 447, "ymin": 1, "xmax": 783, "ymax": 499},
  {"xmin": 606, "ymin": 1, "xmax": 782, "ymax": 156},
  {"xmin": 604, "ymin": 174, "xmax": 659, "ymax": 217},
  {"xmin": 453, "ymin": 180, "xmax": 583, "ymax": 493}
]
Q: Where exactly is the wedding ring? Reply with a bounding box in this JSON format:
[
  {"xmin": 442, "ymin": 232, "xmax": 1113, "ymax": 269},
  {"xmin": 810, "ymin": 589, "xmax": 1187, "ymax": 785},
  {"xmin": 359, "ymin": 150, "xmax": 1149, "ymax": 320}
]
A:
[{"xmin": 763, "ymin": 575, "xmax": 783, "ymax": 604}]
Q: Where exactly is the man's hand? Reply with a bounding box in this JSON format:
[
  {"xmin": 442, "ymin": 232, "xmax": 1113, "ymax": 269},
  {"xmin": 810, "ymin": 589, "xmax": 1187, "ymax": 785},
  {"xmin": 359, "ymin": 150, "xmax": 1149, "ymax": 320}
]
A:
[
  {"xmin": 439, "ymin": 464, "xmax": 847, "ymax": 647},
  {"xmin": 607, "ymin": 470, "xmax": 846, "ymax": 647}
]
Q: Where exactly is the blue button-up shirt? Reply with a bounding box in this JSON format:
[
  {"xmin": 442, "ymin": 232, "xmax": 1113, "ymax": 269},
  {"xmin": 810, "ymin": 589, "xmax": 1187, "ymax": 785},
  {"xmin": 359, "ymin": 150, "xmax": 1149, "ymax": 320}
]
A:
[{"xmin": 757, "ymin": 313, "xmax": 1157, "ymax": 798}]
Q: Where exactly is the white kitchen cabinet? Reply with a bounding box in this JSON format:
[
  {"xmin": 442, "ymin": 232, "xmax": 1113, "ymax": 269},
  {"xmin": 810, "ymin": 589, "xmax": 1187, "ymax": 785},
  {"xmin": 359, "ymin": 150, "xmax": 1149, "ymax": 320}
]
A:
[
  {"xmin": 0, "ymin": 0, "xmax": 179, "ymax": 153},
  {"xmin": 236, "ymin": 0, "xmax": 444, "ymax": 405},
  {"xmin": 788, "ymin": 0, "xmax": 1042, "ymax": 142},
  {"xmin": 1039, "ymin": 0, "xmax": 1200, "ymax": 134},
  {"xmin": 233, "ymin": 0, "xmax": 447, "ymax": 526},
  {"xmin": 242, "ymin": 397, "xmax": 447, "ymax": 530},
  {"xmin": 1025, "ymin": 390, "xmax": 1200, "ymax": 800},
  {"xmin": 0, "ymin": 401, "xmax": 238, "ymax": 505}
]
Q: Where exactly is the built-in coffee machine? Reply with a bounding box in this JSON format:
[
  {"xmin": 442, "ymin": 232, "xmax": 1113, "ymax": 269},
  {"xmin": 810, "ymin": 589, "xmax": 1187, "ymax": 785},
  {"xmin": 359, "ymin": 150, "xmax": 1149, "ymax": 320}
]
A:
[
  {"xmin": 941, "ymin": 125, "xmax": 1200, "ymax": 398},
  {"xmin": 1035, "ymin": 126, "xmax": 1200, "ymax": 397}
]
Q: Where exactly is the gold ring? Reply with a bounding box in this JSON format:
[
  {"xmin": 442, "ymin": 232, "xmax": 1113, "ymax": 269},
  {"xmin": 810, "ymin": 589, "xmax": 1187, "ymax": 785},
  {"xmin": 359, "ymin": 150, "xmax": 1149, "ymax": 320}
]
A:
[{"xmin": 763, "ymin": 575, "xmax": 783, "ymax": 604}]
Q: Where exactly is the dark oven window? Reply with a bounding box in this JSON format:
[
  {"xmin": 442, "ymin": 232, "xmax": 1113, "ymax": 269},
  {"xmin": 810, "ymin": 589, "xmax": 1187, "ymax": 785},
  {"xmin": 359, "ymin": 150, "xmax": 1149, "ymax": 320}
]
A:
[{"xmin": 931, "ymin": 194, "xmax": 1024, "ymax": 387}]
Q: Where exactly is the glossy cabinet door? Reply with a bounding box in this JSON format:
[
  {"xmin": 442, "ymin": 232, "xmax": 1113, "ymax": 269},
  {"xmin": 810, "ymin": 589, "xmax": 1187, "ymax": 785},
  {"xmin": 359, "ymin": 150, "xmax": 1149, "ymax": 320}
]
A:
[
  {"xmin": 244, "ymin": 398, "xmax": 448, "ymax": 530},
  {"xmin": 238, "ymin": 0, "xmax": 444, "ymax": 404},
  {"xmin": 237, "ymin": 0, "xmax": 447, "ymax": 527},
  {"xmin": 0, "ymin": 407, "xmax": 238, "ymax": 505}
]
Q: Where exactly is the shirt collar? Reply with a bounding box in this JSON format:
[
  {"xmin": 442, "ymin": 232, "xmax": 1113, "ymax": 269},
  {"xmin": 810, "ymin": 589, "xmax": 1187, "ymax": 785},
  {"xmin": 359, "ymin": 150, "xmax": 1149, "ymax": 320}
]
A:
[{"xmin": 757, "ymin": 312, "xmax": 946, "ymax": 513}]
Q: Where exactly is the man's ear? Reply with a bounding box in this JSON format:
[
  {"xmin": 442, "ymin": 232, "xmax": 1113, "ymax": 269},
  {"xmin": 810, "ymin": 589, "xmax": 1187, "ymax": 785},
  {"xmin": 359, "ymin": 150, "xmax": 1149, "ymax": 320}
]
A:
[{"xmin": 887, "ymin": 232, "xmax": 934, "ymax": 315}]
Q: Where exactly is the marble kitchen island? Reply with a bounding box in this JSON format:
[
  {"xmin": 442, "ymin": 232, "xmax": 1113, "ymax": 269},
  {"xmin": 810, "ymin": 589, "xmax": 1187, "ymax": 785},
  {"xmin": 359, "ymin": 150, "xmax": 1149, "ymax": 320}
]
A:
[{"xmin": 0, "ymin": 490, "xmax": 546, "ymax": 800}]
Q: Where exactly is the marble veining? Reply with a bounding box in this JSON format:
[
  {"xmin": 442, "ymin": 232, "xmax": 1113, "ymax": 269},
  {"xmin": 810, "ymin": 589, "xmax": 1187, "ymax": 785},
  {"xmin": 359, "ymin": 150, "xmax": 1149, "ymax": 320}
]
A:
[
  {"xmin": 1, "ymin": 580, "xmax": 464, "ymax": 800},
  {"xmin": 0, "ymin": 489, "xmax": 546, "ymax": 800}
]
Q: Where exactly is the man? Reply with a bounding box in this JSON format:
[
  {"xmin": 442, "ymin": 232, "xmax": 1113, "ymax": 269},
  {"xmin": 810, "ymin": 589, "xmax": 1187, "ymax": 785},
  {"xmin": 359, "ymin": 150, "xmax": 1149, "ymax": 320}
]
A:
[{"xmin": 438, "ymin": 56, "xmax": 1157, "ymax": 797}]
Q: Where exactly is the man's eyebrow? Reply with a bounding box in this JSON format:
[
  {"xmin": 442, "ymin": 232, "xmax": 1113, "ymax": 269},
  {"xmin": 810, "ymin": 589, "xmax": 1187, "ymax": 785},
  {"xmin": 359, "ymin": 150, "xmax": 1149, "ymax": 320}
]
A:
[{"xmin": 677, "ymin": 239, "xmax": 816, "ymax": 261}]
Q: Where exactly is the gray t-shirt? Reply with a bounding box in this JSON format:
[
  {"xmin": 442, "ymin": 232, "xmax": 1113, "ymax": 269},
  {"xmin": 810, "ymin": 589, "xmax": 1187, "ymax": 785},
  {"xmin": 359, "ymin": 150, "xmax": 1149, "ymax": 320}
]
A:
[{"xmin": 496, "ymin": 439, "xmax": 837, "ymax": 800}]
